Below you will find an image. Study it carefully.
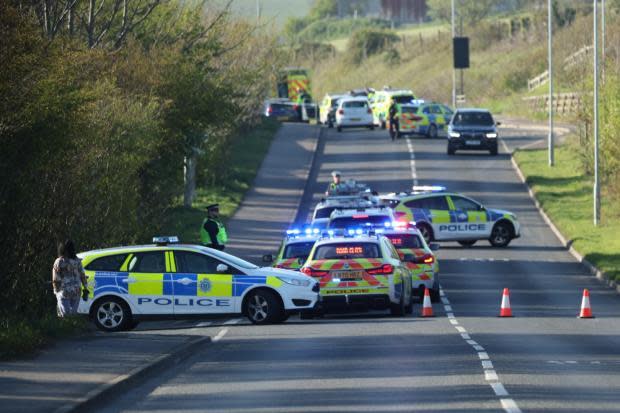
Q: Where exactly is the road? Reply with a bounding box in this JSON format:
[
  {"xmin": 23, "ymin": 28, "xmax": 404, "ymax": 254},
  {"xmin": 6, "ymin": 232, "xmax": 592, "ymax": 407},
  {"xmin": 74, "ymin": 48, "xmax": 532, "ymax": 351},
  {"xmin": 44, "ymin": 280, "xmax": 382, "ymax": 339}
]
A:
[{"xmin": 96, "ymin": 125, "xmax": 620, "ymax": 413}]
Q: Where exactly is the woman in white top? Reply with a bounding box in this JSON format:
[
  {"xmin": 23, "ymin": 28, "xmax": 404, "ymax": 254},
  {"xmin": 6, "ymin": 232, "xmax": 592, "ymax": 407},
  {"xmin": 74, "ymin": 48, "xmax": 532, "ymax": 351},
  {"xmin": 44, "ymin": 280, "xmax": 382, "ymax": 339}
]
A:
[{"xmin": 52, "ymin": 240, "xmax": 88, "ymax": 317}]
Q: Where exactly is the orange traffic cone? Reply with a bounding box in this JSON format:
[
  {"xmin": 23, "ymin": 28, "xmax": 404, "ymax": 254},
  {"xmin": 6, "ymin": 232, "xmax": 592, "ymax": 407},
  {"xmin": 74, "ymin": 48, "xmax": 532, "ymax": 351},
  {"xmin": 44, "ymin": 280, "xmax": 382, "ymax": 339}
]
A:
[
  {"xmin": 421, "ymin": 287, "xmax": 434, "ymax": 317},
  {"xmin": 499, "ymin": 288, "xmax": 513, "ymax": 317},
  {"xmin": 578, "ymin": 288, "xmax": 595, "ymax": 318}
]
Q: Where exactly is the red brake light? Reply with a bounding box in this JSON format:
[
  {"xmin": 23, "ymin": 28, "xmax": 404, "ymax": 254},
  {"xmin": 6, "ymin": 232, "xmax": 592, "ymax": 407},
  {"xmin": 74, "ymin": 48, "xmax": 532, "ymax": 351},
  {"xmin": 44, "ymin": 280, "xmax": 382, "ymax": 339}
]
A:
[
  {"xmin": 367, "ymin": 264, "xmax": 393, "ymax": 275},
  {"xmin": 338, "ymin": 109, "xmax": 344, "ymax": 115},
  {"xmin": 293, "ymin": 104, "xmax": 299, "ymax": 110},
  {"xmin": 267, "ymin": 106, "xmax": 273, "ymax": 114},
  {"xmin": 352, "ymin": 214, "xmax": 369, "ymax": 219},
  {"xmin": 301, "ymin": 267, "xmax": 328, "ymax": 277}
]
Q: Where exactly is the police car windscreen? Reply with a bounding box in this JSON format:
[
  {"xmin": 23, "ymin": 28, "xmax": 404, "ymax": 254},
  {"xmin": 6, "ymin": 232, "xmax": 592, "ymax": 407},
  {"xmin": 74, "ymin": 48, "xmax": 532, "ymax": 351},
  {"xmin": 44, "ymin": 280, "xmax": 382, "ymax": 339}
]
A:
[
  {"xmin": 283, "ymin": 242, "xmax": 316, "ymax": 259},
  {"xmin": 343, "ymin": 101, "xmax": 367, "ymax": 108},
  {"xmin": 393, "ymin": 95, "xmax": 414, "ymax": 104},
  {"xmin": 315, "ymin": 206, "xmax": 337, "ymax": 219},
  {"xmin": 384, "ymin": 234, "xmax": 423, "ymax": 249},
  {"xmin": 329, "ymin": 215, "xmax": 390, "ymax": 228},
  {"xmin": 314, "ymin": 243, "xmax": 381, "ymax": 260},
  {"xmin": 453, "ymin": 111, "xmax": 494, "ymax": 126},
  {"xmin": 400, "ymin": 106, "xmax": 419, "ymax": 114}
]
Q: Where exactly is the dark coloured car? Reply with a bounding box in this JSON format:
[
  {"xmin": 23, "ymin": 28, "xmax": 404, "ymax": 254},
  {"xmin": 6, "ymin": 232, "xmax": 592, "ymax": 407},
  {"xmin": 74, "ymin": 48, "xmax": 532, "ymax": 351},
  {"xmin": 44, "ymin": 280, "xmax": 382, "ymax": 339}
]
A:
[
  {"xmin": 263, "ymin": 100, "xmax": 298, "ymax": 122},
  {"xmin": 447, "ymin": 109, "xmax": 500, "ymax": 156}
]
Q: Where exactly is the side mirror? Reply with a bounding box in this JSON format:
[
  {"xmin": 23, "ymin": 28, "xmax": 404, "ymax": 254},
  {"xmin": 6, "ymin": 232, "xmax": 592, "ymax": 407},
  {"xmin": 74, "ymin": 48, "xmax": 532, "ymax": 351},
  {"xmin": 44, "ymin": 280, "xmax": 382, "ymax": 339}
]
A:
[
  {"xmin": 216, "ymin": 263, "xmax": 229, "ymax": 273},
  {"xmin": 297, "ymin": 257, "xmax": 305, "ymax": 265},
  {"xmin": 430, "ymin": 243, "xmax": 440, "ymax": 251},
  {"xmin": 403, "ymin": 254, "xmax": 415, "ymax": 263},
  {"xmin": 262, "ymin": 254, "xmax": 274, "ymax": 263}
]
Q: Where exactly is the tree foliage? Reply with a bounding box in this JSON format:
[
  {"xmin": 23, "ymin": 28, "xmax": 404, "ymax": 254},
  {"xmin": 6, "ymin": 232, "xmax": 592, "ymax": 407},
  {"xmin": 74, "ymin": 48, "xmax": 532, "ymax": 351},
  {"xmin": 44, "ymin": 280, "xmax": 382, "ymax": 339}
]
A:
[{"xmin": 0, "ymin": 0, "xmax": 282, "ymax": 322}]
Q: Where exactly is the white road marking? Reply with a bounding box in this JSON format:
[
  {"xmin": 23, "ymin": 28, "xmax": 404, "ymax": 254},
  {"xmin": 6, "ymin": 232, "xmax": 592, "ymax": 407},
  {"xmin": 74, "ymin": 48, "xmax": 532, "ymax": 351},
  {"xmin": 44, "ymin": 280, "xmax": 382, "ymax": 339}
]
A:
[
  {"xmin": 473, "ymin": 345, "xmax": 485, "ymax": 351},
  {"xmin": 449, "ymin": 319, "xmax": 459, "ymax": 325},
  {"xmin": 441, "ymin": 297, "xmax": 450, "ymax": 305},
  {"xmin": 482, "ymin": 360, "xmax": 494, "ymax": 369},
  {"xmin": 491, "ymin": 383, "xmax": 509, "ymax": 396},
  {"xmin": 466, "ymin": 340, "xmax": 478, "ymax": 346},
  {"xmin": 195, "ymin": 321, "xmax": 212, "ymax": 328},
  {"xmin": 223, "ymin": 318, "xmax": 242, "ymax": 325},
  {"xmin": 501, "ymin": 399, "xmax": 523, "ymax": 413},
  {"xmin": 213, "ymin": 328, "xmax": 229, "ymax": 342},
  {"xmin": 455, "ymin": 326, "xmax": 467, "ymax": 333},
  {"xmin": 460, "ymin": 333, "xmax": 471, "ymax": 340},
  {"xmin": 444, "ymin": 305, "xmax": 453, "ymax": 312},
  {"xmin": 485, "ymin": 370, "xmax": 499, "ymax": 381},
  {"xmin": 478, "ymin": 352, "xmax": 490, "ymax": 360},
  {"xmin": 405, "ymin": 138, "xmax": 418, "ymax": 186},
  {"xmin": 446, "ymin": 312, "xmax": 455, "ymax": 319}
]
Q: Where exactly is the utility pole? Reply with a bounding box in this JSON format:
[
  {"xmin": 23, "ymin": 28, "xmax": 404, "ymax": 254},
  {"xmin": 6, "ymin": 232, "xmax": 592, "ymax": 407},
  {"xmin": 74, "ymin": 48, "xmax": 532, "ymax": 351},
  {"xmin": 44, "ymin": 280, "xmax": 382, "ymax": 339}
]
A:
[
  {"xmin": 593, "ymin": 0, "xmax": 600, "ymax": 225},
  {"xmin": 451, "ymin": 0, "xmax": 456, "ymax": 109},
  {"xmin": 602, "ymin": 0, "xmax": 606, "ymax": 82},
  {"xmin": 548, "ymin": 0, "xmax": 554, "ymax": 166},
  {"xmin": 256, "ymin": 0, "xmax": 260, "ymax": 24}
]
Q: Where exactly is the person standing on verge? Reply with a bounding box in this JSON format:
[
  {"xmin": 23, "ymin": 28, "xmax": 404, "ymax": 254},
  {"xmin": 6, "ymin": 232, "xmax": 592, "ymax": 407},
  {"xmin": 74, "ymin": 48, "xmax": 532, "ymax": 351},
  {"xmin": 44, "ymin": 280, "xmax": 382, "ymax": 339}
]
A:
[
  {"xmin": 200, "ymin": 203, "xmax": 228, "ymax": 251},
  {"xmin": 52, "ymin": 240, "xmax": 88, "ymax": 317}
]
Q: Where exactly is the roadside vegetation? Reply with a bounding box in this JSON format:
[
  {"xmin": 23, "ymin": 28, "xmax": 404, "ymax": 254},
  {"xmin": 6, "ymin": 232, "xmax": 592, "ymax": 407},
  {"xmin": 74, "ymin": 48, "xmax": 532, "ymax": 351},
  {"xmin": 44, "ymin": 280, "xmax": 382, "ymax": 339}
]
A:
[{"xmin": 0, "ymin": 0, "xmax": 284, "ymax": 357}]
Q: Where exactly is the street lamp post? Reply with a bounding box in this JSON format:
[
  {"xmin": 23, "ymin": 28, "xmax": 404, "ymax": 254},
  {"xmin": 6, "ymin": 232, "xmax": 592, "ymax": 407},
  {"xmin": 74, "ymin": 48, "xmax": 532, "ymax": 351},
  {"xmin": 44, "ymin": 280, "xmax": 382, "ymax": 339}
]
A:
[
  {"xmin": 451, "ymin": 0, "xmax": 456, "ymax": 108},
  {"xmin": 548, "ymin": 0, "xmax": 554, "ymax": 167},
  {"xmin": 593, "ymin": 0, "xmax": 600, "ymax": 225}
]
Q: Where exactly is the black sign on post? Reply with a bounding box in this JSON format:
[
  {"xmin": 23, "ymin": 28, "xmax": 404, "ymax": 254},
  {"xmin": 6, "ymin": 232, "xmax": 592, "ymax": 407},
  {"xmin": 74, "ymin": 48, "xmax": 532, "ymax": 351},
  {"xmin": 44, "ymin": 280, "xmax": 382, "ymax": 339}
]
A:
[{"xmin": 453, "ymin": 37, "xmax": 470, "ymax": 69}]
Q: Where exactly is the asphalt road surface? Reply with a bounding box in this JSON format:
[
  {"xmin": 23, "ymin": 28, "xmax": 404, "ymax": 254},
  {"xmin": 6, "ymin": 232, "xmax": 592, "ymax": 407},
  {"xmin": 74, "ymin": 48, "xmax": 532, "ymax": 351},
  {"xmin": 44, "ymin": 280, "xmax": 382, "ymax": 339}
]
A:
[{"xmin": 96, "ymin": 125, "xmax": 620, "ymax": 413}]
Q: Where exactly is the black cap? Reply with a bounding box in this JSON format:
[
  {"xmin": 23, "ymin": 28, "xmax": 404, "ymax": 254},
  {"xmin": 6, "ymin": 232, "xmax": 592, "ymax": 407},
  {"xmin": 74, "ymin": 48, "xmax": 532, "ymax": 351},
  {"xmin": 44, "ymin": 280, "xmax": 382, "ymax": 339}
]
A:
[{"xmin": 206, "ymin": 203, "xmax": 219, "ymax": 211}]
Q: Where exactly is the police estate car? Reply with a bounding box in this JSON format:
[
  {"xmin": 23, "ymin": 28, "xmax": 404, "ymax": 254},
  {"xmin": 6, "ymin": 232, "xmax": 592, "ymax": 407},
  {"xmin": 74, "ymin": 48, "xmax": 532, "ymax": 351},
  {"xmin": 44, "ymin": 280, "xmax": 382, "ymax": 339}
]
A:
[
  {"xmin": 301, "ymin": 233, "xmax": 413, "ymax": 315},
  {"xmin": 78, "ymin": 237, "xmax": 320, "ymax": 331},
  {"xmin": 381, "ymin": 186, "xmax": 521, "ymax": 247}
]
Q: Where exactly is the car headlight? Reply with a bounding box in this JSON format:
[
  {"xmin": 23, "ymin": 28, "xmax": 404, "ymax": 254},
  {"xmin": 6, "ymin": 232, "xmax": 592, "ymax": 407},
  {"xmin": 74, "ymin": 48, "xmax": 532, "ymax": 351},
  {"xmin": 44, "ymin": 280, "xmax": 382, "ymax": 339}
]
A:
[
  {"xmin": 277, "ymin": 276, "xmax": 311, "ymax": 287},
  {"xmin": 486, "ymin": 132, "xmax": 498, "ymax": 138},
  {"xmin": 449, "ymin": 132, "xmax": 460, "ymax": 138}
]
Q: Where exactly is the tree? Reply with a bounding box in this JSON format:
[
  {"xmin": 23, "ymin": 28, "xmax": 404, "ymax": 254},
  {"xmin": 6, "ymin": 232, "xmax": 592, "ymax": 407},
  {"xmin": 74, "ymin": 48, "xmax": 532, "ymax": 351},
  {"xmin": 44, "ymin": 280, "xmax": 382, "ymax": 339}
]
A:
[{"xmin": 309, "ymin": 0, "xmax": 338, "ymax": 20}]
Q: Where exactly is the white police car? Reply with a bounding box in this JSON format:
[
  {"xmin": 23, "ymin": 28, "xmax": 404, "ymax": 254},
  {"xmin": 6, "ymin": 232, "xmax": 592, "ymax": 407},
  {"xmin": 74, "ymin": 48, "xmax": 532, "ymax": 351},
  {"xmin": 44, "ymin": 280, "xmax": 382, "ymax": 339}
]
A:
[{"xmin": 78, "ymin": 237, "xmax": 320, "ymax": 331}]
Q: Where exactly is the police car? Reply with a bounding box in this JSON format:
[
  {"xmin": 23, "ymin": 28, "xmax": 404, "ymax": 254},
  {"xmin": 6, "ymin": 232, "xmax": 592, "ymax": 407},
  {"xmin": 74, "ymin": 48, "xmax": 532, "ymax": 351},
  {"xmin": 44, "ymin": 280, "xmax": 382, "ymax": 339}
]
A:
[
  {"xmin": 389, "ymin": 103, "xmax": 453, "ymax": 139},
  {"xmin": 371, "ymin": 89, "xmax": 417, "ymax": 129},
  {"xmin": 376, "ymin": 222, "xmax": 441, "ymax": 302},
  {"xmin": 328, "ymin": 206, "xmax": 395, "ymax": 230},
  {"xmin": 381, "ymin": 186, "xmax": 521, "ymax": 247},
  {"xmin": 312, "ymin": 195, "xmax": 378, "ymax": 228},
  {"xmin": 301, "ymin": 233, "xmax": 413, "ymax": 315},
  {"xmin": 78, "ymin": 237, "xmax": 320, "ymax": 331},
  {"xmin": 263, "ymin": 228, "xmax": 321, "ymax": 270}
]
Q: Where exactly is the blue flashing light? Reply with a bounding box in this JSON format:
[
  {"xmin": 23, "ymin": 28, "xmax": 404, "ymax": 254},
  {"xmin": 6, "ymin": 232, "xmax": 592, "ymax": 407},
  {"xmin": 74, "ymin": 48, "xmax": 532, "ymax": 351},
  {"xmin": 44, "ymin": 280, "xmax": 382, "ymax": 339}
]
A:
[
  {"xmin": 313, "ymin": 228, "xmax": 320, "ymax": 234},
  {"xmin": 327, "ymin": 230, "xmax": 335, "ymax": 236},
  {"xmin": 355, "ymin": 228, "xmax": 363, "ymax": 235},
  {"xmin": 384, "ymin": 221, "xmax": 392, "ymax": 227},
  {"xmin": 305, "ymin": 228, "xmax": 312, "ymax": 235},
  {"xmin": 347, "ymin": 229, "xmax": 355, "ymax": 236}
]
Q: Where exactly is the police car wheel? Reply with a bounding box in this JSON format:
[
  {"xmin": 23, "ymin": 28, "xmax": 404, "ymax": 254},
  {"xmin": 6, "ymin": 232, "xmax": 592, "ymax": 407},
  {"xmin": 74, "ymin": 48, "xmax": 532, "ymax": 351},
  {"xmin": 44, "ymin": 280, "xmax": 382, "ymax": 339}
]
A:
[
  {"xmin": 93, "ymin": 297, "xmax": 132, "ymax": 332},
  {"xmin": 458, "ymin": 240, "xmax": 477, "ymax": 247},
  {"xmin": 337, "ymin": 126, "xmax": 342, "ymax": 132},
  {"xmin": 246, "ymin": 290, "xmax": 283, "ymax": 325},
  {"xmin": 428, "ymin": 124, "xmax": 437, "ymax": 139},
  {"xmin": 418, "ymin": 223, "xmax": 433, "ymax": 244},
  {"xmin": 490, "ymin": 222, "xmax": 513, "ymax": 248},
  {"xmin": 390, "ymin": 294, "xmax": 406, "ymax": 316}
]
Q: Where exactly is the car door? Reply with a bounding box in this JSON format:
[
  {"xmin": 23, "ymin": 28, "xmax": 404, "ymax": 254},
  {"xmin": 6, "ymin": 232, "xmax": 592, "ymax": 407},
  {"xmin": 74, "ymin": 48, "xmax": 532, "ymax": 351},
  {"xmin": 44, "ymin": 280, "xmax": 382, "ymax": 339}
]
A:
[
  {"xmin": 124, "ymin": 250, "xmax": 171, "ymax": 314},
  {"xmin": 172, "ymin": 250, "xmax": 236, "ymax": 314},
  {"xmin": 431, "ymin": 105, "xmax": 446, "ymax": 132},
  {"xmin": 441, "ymin": 105, "xmax": 454, "ymax": 124},
  {"xmin": 449, "ymin": 195, "xmax": 489, "ymax": 239},
  {"xmin": 402, "ymin": 195, "xmax": 452, "ymax": 240}
]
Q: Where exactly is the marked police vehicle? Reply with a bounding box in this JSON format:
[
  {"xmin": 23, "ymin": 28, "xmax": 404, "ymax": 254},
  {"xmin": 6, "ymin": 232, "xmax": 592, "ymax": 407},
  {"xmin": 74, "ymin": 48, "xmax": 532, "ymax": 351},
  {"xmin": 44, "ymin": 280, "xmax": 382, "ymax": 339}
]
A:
[
  {"xmin": 312, "ymin": 195, "xmax": 378, "ymax": 228},
  {"xmin": 263, "ymin": 227, "xmax": 322, "ymax": 270},
  {"xmin": 381, "ymin": 186, "xmax": 520, "ymax": 247},
  {"xmin": 78, "ymin": 237, "xmax": 320, "ymax": 331},
  {"xmin": 301, "ymin": 232, "xmax": 413, "ymax": 315},
  {"xmin": 328, "ymin": 206, "xmax": 396, "ymax": 230}
]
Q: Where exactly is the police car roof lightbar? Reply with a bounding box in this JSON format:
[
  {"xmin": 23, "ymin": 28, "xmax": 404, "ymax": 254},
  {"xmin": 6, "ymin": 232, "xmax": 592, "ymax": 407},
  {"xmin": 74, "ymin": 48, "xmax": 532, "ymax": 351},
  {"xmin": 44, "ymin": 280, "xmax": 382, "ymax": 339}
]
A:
[
  {"xmin": 153, "ymin": 236, "xmax": 180, "ymax": 245},
  {"xmin": 411, "ymin": 185, "xmax": 446, "ymax": 193}
]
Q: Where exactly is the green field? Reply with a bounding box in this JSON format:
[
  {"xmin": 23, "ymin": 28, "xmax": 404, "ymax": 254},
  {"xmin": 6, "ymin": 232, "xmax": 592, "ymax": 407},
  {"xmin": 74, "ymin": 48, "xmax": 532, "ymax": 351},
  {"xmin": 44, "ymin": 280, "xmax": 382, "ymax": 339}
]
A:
[
  {"xmin": 219, "ymin": 0, "xmax": 313, "ymax": 27},
  {"xmin": 514, "ymin": 142, "xmax": 620, "ymax": 281}
]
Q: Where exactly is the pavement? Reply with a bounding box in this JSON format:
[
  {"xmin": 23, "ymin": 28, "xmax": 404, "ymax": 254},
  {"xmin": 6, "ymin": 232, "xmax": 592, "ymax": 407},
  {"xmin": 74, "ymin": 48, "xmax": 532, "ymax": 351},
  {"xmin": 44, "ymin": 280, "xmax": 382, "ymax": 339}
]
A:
[{"xmin": 0, "ymin": 122, "xmax": 320, "ymax": 413}]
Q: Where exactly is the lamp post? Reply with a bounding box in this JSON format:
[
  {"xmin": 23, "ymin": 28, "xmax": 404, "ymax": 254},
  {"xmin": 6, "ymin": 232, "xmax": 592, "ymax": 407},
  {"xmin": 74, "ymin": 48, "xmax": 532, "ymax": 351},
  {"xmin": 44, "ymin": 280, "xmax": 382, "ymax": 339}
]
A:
[
  {"xmin": 593, "ymin": 0, "xmax": 600, "ymax": 225},
  {"xmin": 451, "ymin": 0, "xmax": 456, "ymax": 108},
  {"xmin": 548, "ymin": 0, "xmax": 554, "ymax": 167}
]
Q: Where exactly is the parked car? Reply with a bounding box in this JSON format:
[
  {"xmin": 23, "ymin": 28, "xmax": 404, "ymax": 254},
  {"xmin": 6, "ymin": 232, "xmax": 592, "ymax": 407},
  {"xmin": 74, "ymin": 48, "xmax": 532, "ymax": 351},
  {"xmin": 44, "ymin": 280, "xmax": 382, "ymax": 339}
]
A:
[{"xmin": 335, "ymin": 97, "xmax": 374, "ymax": 132}]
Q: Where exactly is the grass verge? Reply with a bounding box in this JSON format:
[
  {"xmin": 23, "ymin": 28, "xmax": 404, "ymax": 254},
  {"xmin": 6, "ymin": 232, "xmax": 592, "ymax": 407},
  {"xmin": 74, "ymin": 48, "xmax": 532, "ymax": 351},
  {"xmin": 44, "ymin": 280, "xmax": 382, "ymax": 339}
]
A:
[
  {"xmin": 162, "ymin": 117, "xmax": 281, "ymax": 244},
  {"xmin": 0, "ymin": 315, "xmax": 89, "ymax": 360},
  {"xmin": 514, "ymin": 142, "xmax": 620, "ymax": 281}
]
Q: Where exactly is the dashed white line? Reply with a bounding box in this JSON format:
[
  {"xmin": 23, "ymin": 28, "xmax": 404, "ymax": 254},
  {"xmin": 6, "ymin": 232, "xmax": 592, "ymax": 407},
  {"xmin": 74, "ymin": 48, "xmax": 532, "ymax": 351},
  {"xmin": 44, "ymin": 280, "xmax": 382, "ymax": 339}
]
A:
[
  {"xmin": 444, "ymin": 305, "xmax": 453, "ymax": 312},
  {"xmin": 473, "ymin": 345, "xmax": 485, "ymax": 352},
  {"xmin": 485, "ymin": 369, "xmax": 499, "ymax": 381},
  {"xmin": 478, "ymin": 352, "xmax": 490, "ymax": 360},
  {"xmin": 460, "ymin": 333, "xmax": 471, "ymax": 340},
  {"xmin": 446, "ymin": 312, "xmax": 455, "ymax": 319},
  {"xmin": 482, "ymin": 360, "xmax": 494, "ymax": 369},
  {"xmin": 455, "ymin": 326, "xmax": 467, "ymax": 333},
  {"xmin": 213, "ymin": 328, "xmax": 229, "ymax": 342},
  {"xmin": 405, "ymin": 138, "xmax": 418, "ymax": 186},
  {"xmin": 466, "ymin": 340, "xmax": 478, "ymax": 346},
  {"xmin": 501, "ymin": 399, "xmax": 523, "ymax": 413},
  {"xmin": 449, "ymin": 319, "xmax": 459, "ymax": 325},
  {"xmin": 491, "ymin": 382, "xmax": 509, "ymax": 396},
  {"xmin": 441, "ymin": 297, "xmax": 450, "ymax": 305}
]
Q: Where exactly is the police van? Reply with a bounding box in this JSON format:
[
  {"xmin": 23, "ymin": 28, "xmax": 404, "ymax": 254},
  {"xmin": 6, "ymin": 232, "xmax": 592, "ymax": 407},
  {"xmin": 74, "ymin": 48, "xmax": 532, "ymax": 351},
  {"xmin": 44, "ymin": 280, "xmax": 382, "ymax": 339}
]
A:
[
  {"xmin": 77, "ymin": 237, "xmax": 320, "ymax": 331},
  {"xmin": 380, "ymin": 186, "xmax": 521, "ymax": 247}
]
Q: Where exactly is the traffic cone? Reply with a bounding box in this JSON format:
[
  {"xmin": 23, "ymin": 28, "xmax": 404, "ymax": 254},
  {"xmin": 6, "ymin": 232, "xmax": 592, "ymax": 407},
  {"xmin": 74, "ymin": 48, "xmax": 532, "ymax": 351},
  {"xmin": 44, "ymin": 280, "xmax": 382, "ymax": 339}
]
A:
[
  {"xmin": 578, "ymin": 288, "xmax": 595, "ymax": 318},
  {"xmin": 421, "ymin": 287, "xmax": 434, "ymax": 317},
  {"xmin": 499, "ymin": 288, "xmax": 513, "ymax": 317}
]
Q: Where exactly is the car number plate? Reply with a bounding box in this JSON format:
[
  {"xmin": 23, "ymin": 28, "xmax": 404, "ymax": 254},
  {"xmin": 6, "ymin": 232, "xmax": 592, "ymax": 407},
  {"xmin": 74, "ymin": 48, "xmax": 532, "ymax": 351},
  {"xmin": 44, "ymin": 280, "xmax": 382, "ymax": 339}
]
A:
[
  {"xmin": 277, "ymin": 116, "xmax": 288, "ymax": 121},
  {"xmin": 331, "ymin": 270, "xmax": 364, "ymax": 280},
  {"xmin": 350, "ymin": 118, "xmax": 361, "ymax": 122},
  {"xmin": 465, "ymin": 140, "xmax": 481, "ymax": 145}
]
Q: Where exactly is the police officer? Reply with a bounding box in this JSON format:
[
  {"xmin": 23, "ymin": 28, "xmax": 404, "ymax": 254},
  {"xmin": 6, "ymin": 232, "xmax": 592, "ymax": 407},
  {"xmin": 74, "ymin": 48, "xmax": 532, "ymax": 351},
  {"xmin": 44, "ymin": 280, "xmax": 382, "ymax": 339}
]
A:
[
  {"xmin": 388, "ymin": 99, "xmax": 400, "ymax": 140},
  {"xmin": 325, "ymin": 170, "xmax": 342, "ymax": 195},
  {"xmin": 200, "ymin": 203, "xmax": 228, "ymax": 251}
]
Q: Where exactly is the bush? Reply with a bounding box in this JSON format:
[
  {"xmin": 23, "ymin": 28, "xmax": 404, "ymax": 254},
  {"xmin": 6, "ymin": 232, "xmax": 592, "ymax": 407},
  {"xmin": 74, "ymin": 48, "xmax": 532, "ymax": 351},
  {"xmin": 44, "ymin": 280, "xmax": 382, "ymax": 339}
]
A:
[
  {"xmin": 346, "ymin": 29, "xmax": 400, "ymax": 63},
  {"xmin": 295, "ymin": 17, "xmax": 391, "ymax": 43}
]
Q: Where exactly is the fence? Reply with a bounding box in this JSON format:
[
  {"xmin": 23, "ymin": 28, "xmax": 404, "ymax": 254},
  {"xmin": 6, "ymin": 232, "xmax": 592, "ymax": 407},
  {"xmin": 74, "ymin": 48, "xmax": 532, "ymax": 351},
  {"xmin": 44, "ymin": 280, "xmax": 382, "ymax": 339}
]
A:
[
  {"xmin": 522, "ymin": 92, "xmax": 581, "ymax": 115},
  {"xmin": 527, "ymin": 70, "xmax": 549, "ymax": 92},
  {"xmin": 526, "ymin": 45, "xmax": 594, "ymax": 91}
]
